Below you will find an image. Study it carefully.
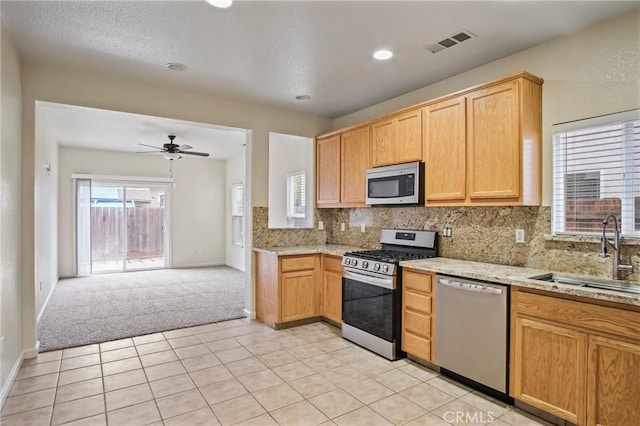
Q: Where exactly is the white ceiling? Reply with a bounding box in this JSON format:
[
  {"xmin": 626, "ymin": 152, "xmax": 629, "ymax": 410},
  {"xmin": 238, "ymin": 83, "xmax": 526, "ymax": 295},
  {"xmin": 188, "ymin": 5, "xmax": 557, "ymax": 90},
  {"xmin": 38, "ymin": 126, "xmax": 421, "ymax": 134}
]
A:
[
  {"xmin": 39, "ymin": 102, "xmax": 248, "ymax": 160},
  {"xmin": 3, "ymin": 1, "xmax": 638, "ymax": 119}
]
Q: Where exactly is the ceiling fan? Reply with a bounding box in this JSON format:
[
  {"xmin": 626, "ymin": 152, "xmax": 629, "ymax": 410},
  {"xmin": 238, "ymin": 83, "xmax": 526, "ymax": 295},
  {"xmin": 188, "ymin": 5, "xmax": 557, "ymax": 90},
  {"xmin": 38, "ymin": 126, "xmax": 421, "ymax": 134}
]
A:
[{"xmin": 137, "ymin": 135, "xmax": 210, "ymax": 160}]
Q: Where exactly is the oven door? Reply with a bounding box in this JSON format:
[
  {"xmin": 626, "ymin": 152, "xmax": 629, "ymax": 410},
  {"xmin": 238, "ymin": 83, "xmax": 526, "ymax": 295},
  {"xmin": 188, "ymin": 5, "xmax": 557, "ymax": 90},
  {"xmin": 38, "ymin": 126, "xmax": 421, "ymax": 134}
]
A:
[{"xmin": 342, "ymin": 270, "xmax": 397, "ymax": 342}]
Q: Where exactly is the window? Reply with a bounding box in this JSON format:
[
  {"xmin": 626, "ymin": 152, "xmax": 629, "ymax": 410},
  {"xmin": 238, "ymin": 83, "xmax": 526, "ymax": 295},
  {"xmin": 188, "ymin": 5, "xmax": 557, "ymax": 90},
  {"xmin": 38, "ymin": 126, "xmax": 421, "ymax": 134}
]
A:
[
  {"xmin": 286, "ymin": 172, "xmax": 306, "ymax": 227},
  {"xmin": 231, "ymin": 183, "xmax": 243, "ymax": 246},
  {"xmin": 553, "ymin": 109, "xmax": 639, "ymax": 237}
]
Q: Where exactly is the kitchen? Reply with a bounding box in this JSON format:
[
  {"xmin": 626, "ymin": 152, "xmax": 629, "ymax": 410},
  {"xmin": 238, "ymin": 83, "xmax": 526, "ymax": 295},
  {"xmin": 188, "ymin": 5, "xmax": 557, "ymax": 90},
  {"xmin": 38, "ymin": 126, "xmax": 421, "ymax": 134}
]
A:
[
  {"xmin": 1, "ymin": 2, "xmax": 639, "ymax": 426},
  {"xmin": 255, "ymin": 65, "xmax": 640, "ymax": 424}
]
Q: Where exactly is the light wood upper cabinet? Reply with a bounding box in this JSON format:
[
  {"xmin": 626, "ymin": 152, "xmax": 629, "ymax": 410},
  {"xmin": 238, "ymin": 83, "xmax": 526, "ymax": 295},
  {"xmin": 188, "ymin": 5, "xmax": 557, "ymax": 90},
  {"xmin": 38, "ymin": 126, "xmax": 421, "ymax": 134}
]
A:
[
  {"xmin": 511, "ymin": 288, "xmax": 640, "ymax": 425},
  {"xmin": 321, "ymin": 255, "xmax": 343, "ymax": 324},
  {"xmin": 587, "ymin": 336, "xmax": 640, "ymax": 426},
  {"xmin": 372, "ymin": 108, "xmax": 422, "ymax": 167},
  {"xmin": 340, "ymin": 125, "xmax": 370, "ymax": 205},
  {"xmin": 422, "ymin": 73, "xmax": 542, "ymax": 206},
  {"xmin": 316, "ymin": 124, "xmax": 370, "ymax": 208},
  {"xmin": 316, "ymin": 134, "xmax": 341, "ymax": 206},
  {"xmin": 467, "ymin": 80, "xmax": 521, "ymax": 201},
  {"xmin": 423, "ymin": 96, "xmax": 467, "ymax": 202}
]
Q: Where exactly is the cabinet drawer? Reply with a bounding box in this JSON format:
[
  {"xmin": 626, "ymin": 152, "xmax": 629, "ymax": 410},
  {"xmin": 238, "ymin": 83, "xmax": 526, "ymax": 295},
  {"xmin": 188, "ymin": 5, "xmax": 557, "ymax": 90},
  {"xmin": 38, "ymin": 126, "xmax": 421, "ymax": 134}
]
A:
[
  {"xmin": 323, "ymin": 255, "xmax": 343, "ymax": 273},
  {"xmin": 404, "ymin": 290, "xmax": 431, "ymax": 314},
  {"xmin": 281, "ymin": 255, "xmax": 316, "ymax": 272},
  {"xmin": 404, "ymin": 270, "xmax": 432, "ymax": 293},
  {"xmin": 403, "ymin": 331, "xmax": 432, "ymax": 361},
  {"xmin": 404, "ymin": 310, "xmax": 431, "ymax": 337}
]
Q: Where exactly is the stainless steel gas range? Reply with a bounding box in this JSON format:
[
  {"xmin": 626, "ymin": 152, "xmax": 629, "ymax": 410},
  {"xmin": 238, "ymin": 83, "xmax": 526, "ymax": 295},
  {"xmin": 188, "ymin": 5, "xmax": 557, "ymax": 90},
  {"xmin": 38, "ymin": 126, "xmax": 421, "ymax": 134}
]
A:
[{"xmin": 341, "ymin": 229, "xmax": 438, "ymax": 360}]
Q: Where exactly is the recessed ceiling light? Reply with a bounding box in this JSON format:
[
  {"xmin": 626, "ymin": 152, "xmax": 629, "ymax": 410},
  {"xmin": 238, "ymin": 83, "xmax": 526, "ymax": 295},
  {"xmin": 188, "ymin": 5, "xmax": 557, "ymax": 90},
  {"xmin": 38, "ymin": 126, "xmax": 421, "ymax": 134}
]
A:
[
  {"xmin": 206, "ymin": 0, "xmax": 232, "ymax": 8},
  {"xmin": 295, "ymin": 95, "xmax": 311, "ymax": 101},
  {"xmin": 166, "ymin": 62, "xmax": 188, "ymax": 72},
  {"xmin": 373, "ymin": 49, "xmax": 393, "ymax": 60}
]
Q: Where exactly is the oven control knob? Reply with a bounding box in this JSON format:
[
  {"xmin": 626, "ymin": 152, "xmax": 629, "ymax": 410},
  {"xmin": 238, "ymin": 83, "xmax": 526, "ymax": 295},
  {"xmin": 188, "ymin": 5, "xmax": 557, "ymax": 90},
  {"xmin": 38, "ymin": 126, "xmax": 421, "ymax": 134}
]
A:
[
  {"xmin": 382, "ymin": 265, "xmax": 389, "ymax": 273},
  {"xmin": 374, "ymin": 263, "xmax": 381, "ymax": 271},
  {"xmin": 351, "ymin": 259, "xmax": 358, "ymax": 267},
  {"xmin": 345, "ymin": 258, "xmax": 351, "ymax": 265},
  {"xmin": 362, "ymin": 261, "xmax": 369, "ymax": 268}
]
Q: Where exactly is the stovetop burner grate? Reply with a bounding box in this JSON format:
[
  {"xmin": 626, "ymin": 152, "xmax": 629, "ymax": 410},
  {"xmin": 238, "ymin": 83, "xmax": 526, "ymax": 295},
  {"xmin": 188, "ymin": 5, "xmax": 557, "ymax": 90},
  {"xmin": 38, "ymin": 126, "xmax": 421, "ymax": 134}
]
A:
[{"xmin": 346, "ymin": 250, "xmax": 436, "ymax": 264}]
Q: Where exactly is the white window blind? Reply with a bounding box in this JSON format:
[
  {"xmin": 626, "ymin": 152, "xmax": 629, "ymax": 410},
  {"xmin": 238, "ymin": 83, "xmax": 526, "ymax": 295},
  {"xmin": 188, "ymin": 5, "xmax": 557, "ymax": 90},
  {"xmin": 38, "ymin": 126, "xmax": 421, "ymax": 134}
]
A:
[
  {"xmin": 286, "ymin": 172, "xmax": 306, "ymax": 227},
  {"xmin": 552, "ymin": 109, "xmax": 640, "ymax": 237},
  {"xmin": 231, "ymin": 183, "xmax": 243, "ymax": 246}
]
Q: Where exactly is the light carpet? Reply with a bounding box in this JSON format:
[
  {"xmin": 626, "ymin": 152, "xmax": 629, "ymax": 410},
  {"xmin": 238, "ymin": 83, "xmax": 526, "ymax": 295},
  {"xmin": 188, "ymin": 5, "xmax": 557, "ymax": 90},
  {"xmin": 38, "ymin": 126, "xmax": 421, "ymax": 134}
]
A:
[{"xmin": 38, "ymin": 266, "xmax": 245, "ymax": 351}]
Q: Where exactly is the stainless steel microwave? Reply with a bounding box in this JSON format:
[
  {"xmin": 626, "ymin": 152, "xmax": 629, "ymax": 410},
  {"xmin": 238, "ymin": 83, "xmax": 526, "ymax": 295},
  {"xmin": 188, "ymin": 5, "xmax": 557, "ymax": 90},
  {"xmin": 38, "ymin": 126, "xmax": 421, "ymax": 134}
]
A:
[{"xmin": 365, "ymin": 161, "xmax": 424, "ymax": 205}]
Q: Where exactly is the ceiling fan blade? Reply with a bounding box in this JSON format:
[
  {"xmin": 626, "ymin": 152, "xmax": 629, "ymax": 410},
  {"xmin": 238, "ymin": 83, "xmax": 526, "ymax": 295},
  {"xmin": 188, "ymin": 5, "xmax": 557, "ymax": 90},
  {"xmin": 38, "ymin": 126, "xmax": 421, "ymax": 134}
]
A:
[
  {"xmin": 179, "ymin": 151, "xmax": 210, "ymax": 157},
  {"xmin": 138, "ymin": 143, "xmax": 163, "ymax": 150},
  {"xmin": 178, "ymin": 144, "xmax": 193, "ymax": 151},
  {"xmin": 135, "ymin": 150, "xmax": 163, "ymax": 154}
]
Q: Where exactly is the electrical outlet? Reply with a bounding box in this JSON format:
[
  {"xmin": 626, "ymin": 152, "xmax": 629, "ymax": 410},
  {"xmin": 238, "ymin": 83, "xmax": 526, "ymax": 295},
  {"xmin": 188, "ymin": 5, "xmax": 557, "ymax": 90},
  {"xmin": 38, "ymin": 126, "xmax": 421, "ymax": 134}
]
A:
[
  {"xmin": 360, "ymin": 223, "xmax": 366, "ymax": 233},
  {"xmin": 318, "ymin": 221, "xmax": 324, "ymax": 230},
  {"xmin": 515, "ymin": 229, "xmax": 525, "ymax": 243},
  {"xmin": 443, "ymin": 226, "xmax": 452, "ymax": 237},
  {"xmin": 340, "ymin": 223, "xmax": 346, "ymax": 232}
]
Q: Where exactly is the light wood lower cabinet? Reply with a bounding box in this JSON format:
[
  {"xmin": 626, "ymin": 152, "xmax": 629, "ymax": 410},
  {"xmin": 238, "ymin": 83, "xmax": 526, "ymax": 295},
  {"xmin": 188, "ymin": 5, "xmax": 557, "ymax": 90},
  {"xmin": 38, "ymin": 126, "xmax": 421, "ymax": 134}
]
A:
[
  {"xmin": 401, "ymin": 269, "xmax": 434, "ymax": 362},
  {"xmin": 321, "ymin": 255, "xmax": 343, "ymax": 324},
  {"xmin": 587, "ymin": 335, "xmax": 640, "ymax": 426},
  {"xmin": 511, "ymin": 288, "xmax": 640, "ymax": 426},
  {"xmin": 512, "ymin": 316, "xmax": 587, "ymax": 424},
  {"xmin": 256, "ymin": 252, "xmax": 343, "ymax": 328},
  {"xmin": 255, "ymin": 252, "xmax": 320, "ymax": 328}
]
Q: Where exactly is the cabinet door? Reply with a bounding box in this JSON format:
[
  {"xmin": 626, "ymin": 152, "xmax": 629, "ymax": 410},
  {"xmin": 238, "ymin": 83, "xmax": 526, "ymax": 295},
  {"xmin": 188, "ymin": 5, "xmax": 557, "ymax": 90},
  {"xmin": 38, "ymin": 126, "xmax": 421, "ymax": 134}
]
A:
[
  {"xmin": 280, "ymin": 269, "xmax": 318, "ymax": 322},
  {"xmin": 371, "ymin": 119, "xmax": 395, "ymax": 167},
  {"xmin": 396, "ymin": 109, "xmax": 423, "ymax": 164},
  {"xmin": 467, "ymin": 80, "xmax": 520, "ymax": 200},
  {"xmin": 423, "ymin": 97, "xmax": 466, "ymax": 202},
  {"xmin": 316, "ymin": 134, "xmax": 341, "ymax": 206},
  {"xmin": 340, "ymin": 125, "xmax": 370, "ymax": 205},
  {"xmin": 512, "ymin": 316, "xmax": 587, "ymax": 425},
  {"xmin": 587, "ymin": 335, "xmax": 640, "ymax": 426},
  {"xmin": 322, "ymin": 269, "xmax": 343, "ymax": 324}
]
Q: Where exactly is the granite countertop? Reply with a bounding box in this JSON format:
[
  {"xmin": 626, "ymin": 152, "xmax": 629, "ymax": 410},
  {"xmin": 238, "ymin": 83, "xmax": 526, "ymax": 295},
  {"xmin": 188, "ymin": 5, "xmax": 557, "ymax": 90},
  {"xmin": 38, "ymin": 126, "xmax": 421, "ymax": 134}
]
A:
[
  {"xmin": 253, "ymin": 244, "xmax": 363, "ymax": 257},
  {"xmin": 401, "ymin": 257, "xmax": 640, "ymax": 307}
]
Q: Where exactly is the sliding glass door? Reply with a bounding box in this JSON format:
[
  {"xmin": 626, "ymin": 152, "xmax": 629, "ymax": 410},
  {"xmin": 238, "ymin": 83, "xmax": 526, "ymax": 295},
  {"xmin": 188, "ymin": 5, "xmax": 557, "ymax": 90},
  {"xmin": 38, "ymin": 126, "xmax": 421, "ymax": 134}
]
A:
[{"xmin": 77, "ymin": 179, "xmax": 169, "ymax": 274}]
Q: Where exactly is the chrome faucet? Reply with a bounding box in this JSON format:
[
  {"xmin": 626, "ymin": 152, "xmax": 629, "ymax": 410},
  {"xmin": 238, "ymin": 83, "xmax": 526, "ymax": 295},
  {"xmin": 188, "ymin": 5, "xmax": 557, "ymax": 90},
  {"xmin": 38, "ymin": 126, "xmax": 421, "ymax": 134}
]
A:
[{"xmin": 600, "ymin": 214, "xmax": 633, "ymax": 280}]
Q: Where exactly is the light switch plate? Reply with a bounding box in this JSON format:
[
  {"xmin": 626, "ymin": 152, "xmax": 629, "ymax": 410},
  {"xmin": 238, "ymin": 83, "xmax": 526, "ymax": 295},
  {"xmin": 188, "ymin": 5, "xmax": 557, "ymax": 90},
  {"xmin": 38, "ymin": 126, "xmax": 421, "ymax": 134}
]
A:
[
  {"xmin": 340, "ymin": 223, "xmax": 346, "ymax": 232},
  {"xmin": 360, "ymin": 223, "xmax": 366, "ymax": 233},
  {"xmin": 318, "ymin": 221, "xmax": 324, "ymax": 230}
]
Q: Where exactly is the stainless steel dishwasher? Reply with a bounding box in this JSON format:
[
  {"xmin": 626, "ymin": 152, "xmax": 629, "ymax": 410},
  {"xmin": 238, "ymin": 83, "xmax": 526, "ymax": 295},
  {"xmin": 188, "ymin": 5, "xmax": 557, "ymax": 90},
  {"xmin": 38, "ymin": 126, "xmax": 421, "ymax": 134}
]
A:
[{"xmin": 434, "ymin": 274, "xmax": 510, "ymax": 397}]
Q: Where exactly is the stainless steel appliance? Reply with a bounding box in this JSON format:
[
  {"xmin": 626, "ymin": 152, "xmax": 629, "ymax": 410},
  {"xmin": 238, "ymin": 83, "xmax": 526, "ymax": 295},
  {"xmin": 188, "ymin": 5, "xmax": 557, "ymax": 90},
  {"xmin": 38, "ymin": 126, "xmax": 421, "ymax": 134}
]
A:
[
  {"xmin": 434, "ymin": 274, "xmax": 511, "ymax": 399},
  {"xmin": 342, "ymin": 229, "xmax": 437, "ymax": 360},
  {"xmin": 365, "ymin": 161, "xmax": 424, "ymax": 205}
]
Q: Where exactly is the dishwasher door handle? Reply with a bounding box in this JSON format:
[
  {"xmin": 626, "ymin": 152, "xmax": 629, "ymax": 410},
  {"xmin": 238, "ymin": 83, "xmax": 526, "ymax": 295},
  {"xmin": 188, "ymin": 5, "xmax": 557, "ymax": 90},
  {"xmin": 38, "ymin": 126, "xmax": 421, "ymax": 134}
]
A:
[{"xmin": 437, "ymin": 278, "xmax": 504, "ymax": 295}]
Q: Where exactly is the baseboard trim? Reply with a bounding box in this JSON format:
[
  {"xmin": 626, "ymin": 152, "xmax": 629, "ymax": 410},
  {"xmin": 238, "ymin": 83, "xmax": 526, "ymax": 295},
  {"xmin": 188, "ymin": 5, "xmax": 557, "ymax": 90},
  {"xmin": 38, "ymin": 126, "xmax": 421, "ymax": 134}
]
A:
[
  {"xmin": 243, "ymin": 308, "xmax": 256, "ymax": 319},
  {"xmin": 37, "ymin": 278, "xmax": 58, "ymax": 323},
  {"xmin": 173, "ymin": 262, "xmax": 226, "ymax": 269},
  {"xmin": 0, "ymin": 354, "xmax": 24, "ymax": 410},
  {"xmin": 23, "ymin": 341, "xmax": 40, "ymax": 359}
]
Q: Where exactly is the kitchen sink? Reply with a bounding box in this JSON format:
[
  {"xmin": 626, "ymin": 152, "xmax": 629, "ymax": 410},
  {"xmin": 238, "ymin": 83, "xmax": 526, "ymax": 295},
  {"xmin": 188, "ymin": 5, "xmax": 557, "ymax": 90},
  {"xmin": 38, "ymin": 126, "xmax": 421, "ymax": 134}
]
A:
[{"xmin": 529, "ymin": 273, "xmax": 640, "ymax": 295}]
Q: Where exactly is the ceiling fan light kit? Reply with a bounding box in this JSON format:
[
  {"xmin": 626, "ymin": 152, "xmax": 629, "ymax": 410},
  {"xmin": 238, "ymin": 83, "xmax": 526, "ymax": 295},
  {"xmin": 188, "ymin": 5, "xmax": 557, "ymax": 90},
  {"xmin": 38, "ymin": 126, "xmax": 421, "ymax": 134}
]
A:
[{"xmin": 138, "ymin": 135, "xmax": 210, "ymax": 160}]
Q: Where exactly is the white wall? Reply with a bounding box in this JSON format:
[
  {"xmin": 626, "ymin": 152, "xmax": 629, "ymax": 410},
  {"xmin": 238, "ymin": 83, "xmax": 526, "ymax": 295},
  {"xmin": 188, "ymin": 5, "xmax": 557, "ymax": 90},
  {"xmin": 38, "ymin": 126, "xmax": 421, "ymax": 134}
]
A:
[
  {"xmin": 0, "ymin": 20, "xmax": 23, "ymax": 404},
  {"xmin": 58, "ymin": 147, "xmax": 227, "ymax": 277},
  {"xmin": 225, "ymin": 153, "xmax": 245, "ymax": 271},
  {"xmin": 34, "ymin": 107, "xmax": 58, "ymax": 321},
  {"xmin": 334, "ymin": 11, "xmax": 640, "ymax": 207},
  {"xmin": 21, "ymin": 62, "xmax": 332, "ymax": 352}
]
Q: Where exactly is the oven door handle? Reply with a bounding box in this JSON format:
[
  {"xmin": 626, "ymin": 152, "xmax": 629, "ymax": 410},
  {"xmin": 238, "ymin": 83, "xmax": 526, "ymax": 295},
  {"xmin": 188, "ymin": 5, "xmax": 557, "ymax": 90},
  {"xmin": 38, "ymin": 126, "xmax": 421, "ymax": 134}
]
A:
[{"xmin": 343, "ymin": 270, "xmax": 395, "ymax": 290}]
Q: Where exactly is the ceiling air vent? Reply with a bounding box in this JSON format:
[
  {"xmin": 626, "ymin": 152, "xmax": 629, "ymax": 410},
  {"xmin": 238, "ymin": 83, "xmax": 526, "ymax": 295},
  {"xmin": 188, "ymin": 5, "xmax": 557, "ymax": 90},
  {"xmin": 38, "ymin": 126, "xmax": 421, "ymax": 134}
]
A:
[{"xmin": 427, "ymin": 30, "xmax": 476, "ymax": 54}]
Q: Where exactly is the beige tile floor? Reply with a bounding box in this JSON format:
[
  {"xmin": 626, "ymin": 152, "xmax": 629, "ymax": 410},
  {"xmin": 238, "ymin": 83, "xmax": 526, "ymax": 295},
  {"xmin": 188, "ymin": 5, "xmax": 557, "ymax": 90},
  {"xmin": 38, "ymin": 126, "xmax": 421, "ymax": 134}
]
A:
[{"xmin": 1, "ymin": 319, "xmax": 552, "ymax": 426}]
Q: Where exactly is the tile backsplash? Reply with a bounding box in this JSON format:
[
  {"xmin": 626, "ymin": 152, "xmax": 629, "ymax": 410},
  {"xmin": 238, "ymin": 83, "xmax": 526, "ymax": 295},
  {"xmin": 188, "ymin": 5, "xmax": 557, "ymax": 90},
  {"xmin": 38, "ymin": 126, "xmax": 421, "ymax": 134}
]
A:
[{"xmin": 253, "ymin": 206, "xmax": 639, "ymax": 282}]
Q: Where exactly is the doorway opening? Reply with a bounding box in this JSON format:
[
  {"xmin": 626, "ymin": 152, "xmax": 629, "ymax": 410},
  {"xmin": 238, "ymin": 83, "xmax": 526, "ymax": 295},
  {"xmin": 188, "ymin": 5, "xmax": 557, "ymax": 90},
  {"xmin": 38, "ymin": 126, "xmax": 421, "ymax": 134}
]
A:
[{"xmin": 76, "ymin": 178, "xmax": 171, "ymax": 275}]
